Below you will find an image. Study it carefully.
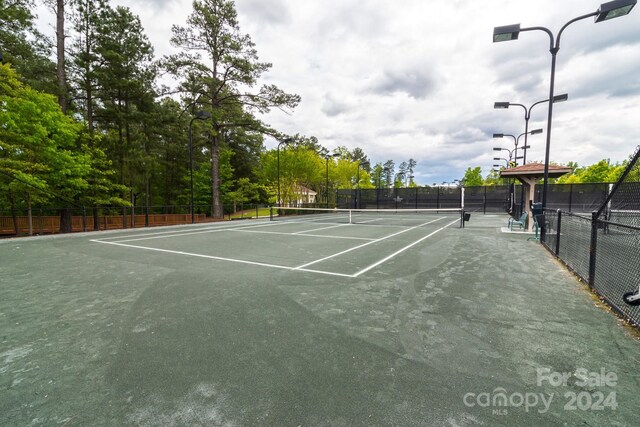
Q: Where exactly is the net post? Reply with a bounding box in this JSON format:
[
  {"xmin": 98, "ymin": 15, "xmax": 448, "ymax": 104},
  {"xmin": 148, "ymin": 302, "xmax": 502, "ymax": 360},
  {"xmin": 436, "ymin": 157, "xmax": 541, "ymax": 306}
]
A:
[
  {"xmin": 349, "ymin": 209, "xmax": 353, "ymax": 224},
  {"xmin": 269, "ymin": 206, "xmax": 274, "ymax": 221},
  {"xmin": 588, "ymin": 211, "xmax": 598, "ymax": 288}
]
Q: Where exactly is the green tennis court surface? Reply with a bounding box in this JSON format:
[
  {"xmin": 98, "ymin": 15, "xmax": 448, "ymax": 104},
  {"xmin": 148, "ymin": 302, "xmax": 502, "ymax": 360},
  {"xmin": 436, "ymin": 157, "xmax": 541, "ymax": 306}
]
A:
[{"xmin": 1, "ymin": 214, "xmax": 639, "ymax": 425}]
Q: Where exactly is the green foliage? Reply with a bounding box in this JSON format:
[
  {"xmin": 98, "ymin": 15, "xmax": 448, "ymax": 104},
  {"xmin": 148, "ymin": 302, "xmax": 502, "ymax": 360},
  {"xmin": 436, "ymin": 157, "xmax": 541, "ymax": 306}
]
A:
[
  {"xmin": 0, "ymin": 64, "xmax": 90, "ymax": 208},
  {"xmin": 0, "ymin": 0, "xmax": 56, "ymax": 93},
  {"xmin": 483, "ymin": 168, "xmax": 508, "ymax": 186},
  {"xmin": 555, "ymin": 159, "xmax": 627, "ymax": 184},
  {"xmin": 463, "ymin": 166, "xmax": 483, "ymax": 187}
]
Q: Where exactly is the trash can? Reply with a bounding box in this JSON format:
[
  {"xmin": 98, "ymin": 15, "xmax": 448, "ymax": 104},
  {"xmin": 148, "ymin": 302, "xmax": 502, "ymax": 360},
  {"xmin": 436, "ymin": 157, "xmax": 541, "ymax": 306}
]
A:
[{"xmin": 531, "ymin": 202, "xmax": 543, "ymax": 216}]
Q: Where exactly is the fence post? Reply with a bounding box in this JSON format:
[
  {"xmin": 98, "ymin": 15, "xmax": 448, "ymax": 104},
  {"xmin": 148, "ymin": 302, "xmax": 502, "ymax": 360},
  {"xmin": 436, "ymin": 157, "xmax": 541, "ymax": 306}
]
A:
[
  {"xmin": 483, "ymin": 186, "xmax": 487, "ymax": 214},
  {"xmin": 588, "ymin": 211, "xmax": 598, "ymax": 288},
  {"xmin": 555, "ymin": 210, "xmax": 562, "ymax": 255}
]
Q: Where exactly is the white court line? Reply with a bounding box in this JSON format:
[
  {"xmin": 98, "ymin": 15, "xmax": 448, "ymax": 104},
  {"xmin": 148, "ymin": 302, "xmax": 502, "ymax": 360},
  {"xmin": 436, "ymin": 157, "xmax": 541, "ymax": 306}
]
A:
[
  {"xmin": 89, "ymin": 239, "xmax": 354, "ymax": 277},
  {"xmin": 93, "ymin": 223, "xmax": 241, "ymax": 240},
  {"xmin": 292, "ymin": 217, "xmax": 446, "ymax": 271},
  {"xmin": 99, "ymin": 220, "xmax": 288, "ymax": 243},
  {"xmin": 351, "ymin": 218, "xmax": 460, "ymax": 277},
  {"xmin": 90, "ymin": 216, "xmax": 459, "ymax": 278},
  {"xmin": 229, "ymin": 229, "xmax": 375, "ymax": 241},
  {"xmin": 293, "ymin": 223, "xmax": 349, "ymax": 234}
]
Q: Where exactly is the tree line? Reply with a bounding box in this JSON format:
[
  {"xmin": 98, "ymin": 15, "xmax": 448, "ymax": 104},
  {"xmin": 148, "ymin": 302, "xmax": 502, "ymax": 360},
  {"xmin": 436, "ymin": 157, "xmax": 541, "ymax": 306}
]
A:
[
  {"xmin": 462, "ymin": 156, "xmax": 636, "ymax": 187},
  {"xmin": 0, "ymin": 0, "xmax": 417, "ymax": 232}
]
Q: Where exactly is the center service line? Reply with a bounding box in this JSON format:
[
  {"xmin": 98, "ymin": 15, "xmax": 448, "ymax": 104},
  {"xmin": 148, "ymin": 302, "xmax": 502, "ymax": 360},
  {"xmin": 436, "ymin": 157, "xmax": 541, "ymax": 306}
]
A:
[
  {"xmin": 351, "ymin": 218, "xmax": 460, "ymax": 277},
  {"xmin": 292, "ymin": 217, "xmax": 446, "ymax": 271}
]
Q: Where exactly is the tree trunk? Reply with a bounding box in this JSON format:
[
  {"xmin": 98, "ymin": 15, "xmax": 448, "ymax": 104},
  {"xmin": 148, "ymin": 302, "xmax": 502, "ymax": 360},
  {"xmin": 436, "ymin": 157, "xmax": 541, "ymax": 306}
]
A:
[
  {"xmin": 60, "ymin": 207, "xmax": 72, "ymax": 233},
  {"xmin": 211, "ymin": 133, "xmax": 222, "ymax": 219},
  {"xmin": 56, "ymin": 0, "xmax": 67, "ymax": 113},
  {"xmin": 27, "ymin": 194, "xmax": 33, "ymax": 236},
  {"xmin": 7, "ymin": 191, "xmax": 20, "ymax": 236},
  {"xmin": 93, "ymin": 207, "xmax": 100, "ymax": 231}
]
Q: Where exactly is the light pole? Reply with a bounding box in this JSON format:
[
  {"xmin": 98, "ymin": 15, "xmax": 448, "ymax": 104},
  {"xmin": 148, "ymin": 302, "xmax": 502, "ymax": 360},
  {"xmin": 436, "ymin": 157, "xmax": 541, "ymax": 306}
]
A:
[
  {"xmin": 356, "ymin": 161, "xmax": 370, "ymax": 209},
  {"xmin": 493, "ymin": 157, "xmax": 510, "ymax": 168},
  {"xmin": 188, "ymin": 110, "xmax": 211, "ymax": 224},
  {"xmin": 325, "ymin": 153, "xmax": 339, "ymax": 208},
  {"xmin": 277, "ymin": 138, "xmax": 293, "ymax": 207},
  {"xmin": 494, "ymin": 129, "xmax": 542, "ymax": 166},
  {"xmin": 493, "ymin": 0, "xmax": 636, "ymax": 219},
  {"xmin": 494, "ymin": 94, "xmax": 567, "ymax": 164}
]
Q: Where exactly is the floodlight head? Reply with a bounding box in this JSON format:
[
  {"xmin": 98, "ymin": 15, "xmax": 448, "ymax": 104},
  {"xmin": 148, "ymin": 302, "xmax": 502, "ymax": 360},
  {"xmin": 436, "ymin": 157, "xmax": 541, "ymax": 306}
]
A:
[
  {"xmin": 493, "ymin": 157, "xmax": 501, "ymax": 161},
  {"xmin": 493, "ymin": 133, "xmax": 504, "ymax": 138},
  {"xmin": 530, "ymin": 128, "xmax": 543, "ymax": 135},
  {"xmin": 493, "ymin": 164, "xmax": 501, "ymax": 168},
  {"xmin": 494, "ymin": 102, "xmax": 510, "ymax": 109},
  {"xmin": 195, "ymin": 110, "xmax": 211, "ymax": 120},
  {"xmin": 493, "ymin": 24, "xmax": 521, "ymax": 42},
  {"xmin": 522, "ymin": 145, "xmax": 531, "ymax": 149},
  {"xmin": 595, "ymin": 0, "xmax": 636, "ymax": 22},
  {"xmin": 516, "ymin": 156, "xmax": 524, "ymax": 159},
  {"xmin": 553, "ymin": 93, "xmax": 569, "ymax": 103},
  {"xmin": 493, "ymin": 147, "xmax": 502, "ymax": 151}
]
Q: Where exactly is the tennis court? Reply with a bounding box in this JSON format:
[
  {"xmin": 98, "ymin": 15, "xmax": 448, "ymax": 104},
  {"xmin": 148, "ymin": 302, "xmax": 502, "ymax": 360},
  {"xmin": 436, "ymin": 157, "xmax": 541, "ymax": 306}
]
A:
[{"xmin": 1, "ymin": 212, "xmax": 639, "ymax": 426}]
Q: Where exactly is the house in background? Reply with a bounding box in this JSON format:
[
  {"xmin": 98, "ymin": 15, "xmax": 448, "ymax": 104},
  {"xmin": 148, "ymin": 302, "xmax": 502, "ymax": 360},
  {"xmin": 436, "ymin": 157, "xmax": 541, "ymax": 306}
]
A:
[{"xmin": 286, "ymin": 185, "xmax": 317, "ymax": 206}]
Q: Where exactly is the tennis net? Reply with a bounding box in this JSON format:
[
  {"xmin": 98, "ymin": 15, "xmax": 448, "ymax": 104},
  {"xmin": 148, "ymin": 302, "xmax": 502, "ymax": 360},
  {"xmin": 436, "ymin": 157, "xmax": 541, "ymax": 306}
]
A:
[{"xmin": 269, "ymin": 207, "xmax": 465, "ymax": 227}]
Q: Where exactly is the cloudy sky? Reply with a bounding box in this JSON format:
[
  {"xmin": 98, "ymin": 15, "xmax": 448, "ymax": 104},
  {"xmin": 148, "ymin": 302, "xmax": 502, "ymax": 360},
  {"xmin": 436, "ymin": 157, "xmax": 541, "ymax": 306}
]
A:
[{"xmin": 38, "ymin": 0, "xmax": 640, "ymax": 184}]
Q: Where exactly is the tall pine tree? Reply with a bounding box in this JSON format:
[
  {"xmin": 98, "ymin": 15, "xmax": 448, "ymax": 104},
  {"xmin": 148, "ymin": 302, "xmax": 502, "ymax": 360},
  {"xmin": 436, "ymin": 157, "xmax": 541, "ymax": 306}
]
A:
[{"xmin": 165, "ymin": 0, "xmax": 300, "ymax": 218}]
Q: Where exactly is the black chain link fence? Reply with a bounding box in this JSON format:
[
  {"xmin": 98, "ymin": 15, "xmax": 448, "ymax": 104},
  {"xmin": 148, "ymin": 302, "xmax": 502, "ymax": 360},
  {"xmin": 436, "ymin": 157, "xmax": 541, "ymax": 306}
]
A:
[
  {"xmin": 542, "ymin": 146, "xmax": 640, "ymax": 326},
  {"xmin": 336, "ymin": 187, "xmax": 462, "ymax": 210}
]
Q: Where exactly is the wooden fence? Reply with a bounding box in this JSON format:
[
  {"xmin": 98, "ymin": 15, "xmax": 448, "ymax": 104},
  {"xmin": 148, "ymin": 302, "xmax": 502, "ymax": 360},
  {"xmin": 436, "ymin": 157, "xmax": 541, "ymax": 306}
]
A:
[{"xmin": 0, "ymin": 213, "xmax": 208, "ymax": 236}]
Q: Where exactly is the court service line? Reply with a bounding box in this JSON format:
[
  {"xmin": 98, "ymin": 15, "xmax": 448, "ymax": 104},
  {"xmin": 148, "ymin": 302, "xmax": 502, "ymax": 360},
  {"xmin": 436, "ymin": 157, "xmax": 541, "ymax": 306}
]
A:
[
  {"xmin": 292, "ymin": 217, "xmax": 446, "ymax": 271},
  {"xmin": 229, "ymin": 229, "xmax": 375, "ymax": 241},
  {"xmin": 292, "ymin": 223, "xmax": 349, "ymax": 234},
  {"xmin": 93, "ymin": 222, "xmax": 248, "ymax": 241},
  {"xmin": 97, "ymin": 220, "xmax": 289, "ymax": 243},
  {"xmin": 89, "ymin": 239, "xmax": 354, "ymax": 277},
  {"xmin": 351, "ymin": 218, "xmax": 460, "ymax": 277}
]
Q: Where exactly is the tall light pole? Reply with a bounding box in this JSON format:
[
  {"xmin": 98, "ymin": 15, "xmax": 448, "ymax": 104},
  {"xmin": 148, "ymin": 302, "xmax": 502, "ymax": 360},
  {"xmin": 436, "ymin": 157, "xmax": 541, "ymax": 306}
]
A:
[
  {"xmin": 493, "ymin": 129, "xmax": 542, "ymax": 166},
  {"xmin": 494, "ymin": 94, "xmax": 567, "ymax": 164},
  {"xmin": 493, "ymin": 0, "xmax": 636, "ymax": 221},
  {"xmin": 277, "ymin": 138, "xmax": 293, "ymax": 207},
  {"xmin": 188, "ymin": 110, "xmax": 211, "ymax": 224},
  {"xmin": 492, "ymin": 133, "xmax": 517, "ymax": 161},
  {"xmin": 356, "ymin": 161, "xmax": 370, "ymax": 209},
  {"xmin": 325, "ymin": 153, "xmax": 339, "ymax": 208}
]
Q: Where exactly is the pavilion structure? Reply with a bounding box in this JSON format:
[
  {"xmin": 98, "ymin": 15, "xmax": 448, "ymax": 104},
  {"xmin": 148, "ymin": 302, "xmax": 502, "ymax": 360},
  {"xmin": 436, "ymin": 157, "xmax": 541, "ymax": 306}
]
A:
[{"xmin": 499, "ymin": 163, "xmax": 572, "ymax": 231}]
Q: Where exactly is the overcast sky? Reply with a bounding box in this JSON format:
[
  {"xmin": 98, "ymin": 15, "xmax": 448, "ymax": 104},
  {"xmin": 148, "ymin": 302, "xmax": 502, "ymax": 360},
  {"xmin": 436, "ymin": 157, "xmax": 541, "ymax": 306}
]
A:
[{"xmin": 38, "ymin": 0, "xmax": 640, "ymax": 184}]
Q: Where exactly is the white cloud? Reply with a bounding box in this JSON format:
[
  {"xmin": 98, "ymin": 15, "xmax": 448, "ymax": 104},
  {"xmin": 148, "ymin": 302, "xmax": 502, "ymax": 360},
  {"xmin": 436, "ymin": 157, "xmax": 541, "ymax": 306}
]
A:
[{"xmin": 34, "ymin": 0, "xmax": 640, "ymax": 183}]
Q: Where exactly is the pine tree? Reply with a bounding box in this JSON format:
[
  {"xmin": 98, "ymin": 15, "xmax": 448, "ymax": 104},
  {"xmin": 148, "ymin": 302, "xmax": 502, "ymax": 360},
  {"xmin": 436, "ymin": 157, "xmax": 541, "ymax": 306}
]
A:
[{"xmin": 165, "ymin": 0, "xmax": 300, "ymax": 218}]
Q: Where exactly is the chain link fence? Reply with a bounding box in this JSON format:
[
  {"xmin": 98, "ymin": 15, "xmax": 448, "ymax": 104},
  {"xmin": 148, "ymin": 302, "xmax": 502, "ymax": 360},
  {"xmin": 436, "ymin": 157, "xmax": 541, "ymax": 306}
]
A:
[{"xmin": 542, "ymin": 146, "xmax": 640, "ymax": 326}]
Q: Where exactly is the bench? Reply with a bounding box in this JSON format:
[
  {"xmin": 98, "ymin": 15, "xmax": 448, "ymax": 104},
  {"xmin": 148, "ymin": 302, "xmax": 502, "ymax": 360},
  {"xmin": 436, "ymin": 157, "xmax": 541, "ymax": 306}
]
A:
[{"xmin": 508, "ymin": 212, "xmax": 527, "ymax": 231}]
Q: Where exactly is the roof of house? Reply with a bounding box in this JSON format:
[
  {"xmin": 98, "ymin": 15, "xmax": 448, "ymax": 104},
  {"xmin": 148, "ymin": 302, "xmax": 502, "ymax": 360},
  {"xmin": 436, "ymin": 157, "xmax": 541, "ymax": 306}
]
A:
[{"xmin": 294, "ymin": 185, "xmax": 317, "ymax": 195}]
